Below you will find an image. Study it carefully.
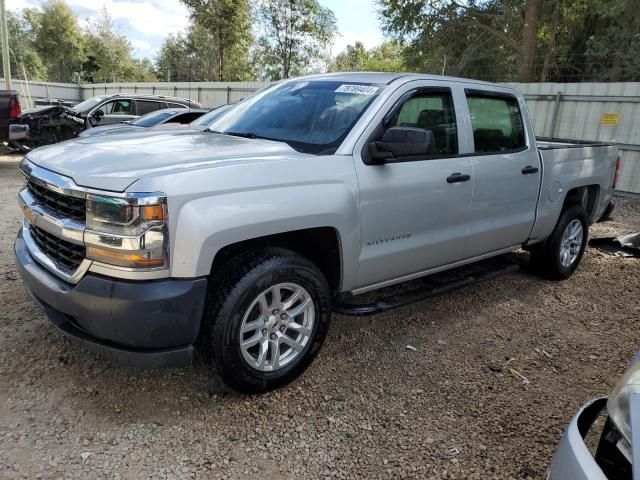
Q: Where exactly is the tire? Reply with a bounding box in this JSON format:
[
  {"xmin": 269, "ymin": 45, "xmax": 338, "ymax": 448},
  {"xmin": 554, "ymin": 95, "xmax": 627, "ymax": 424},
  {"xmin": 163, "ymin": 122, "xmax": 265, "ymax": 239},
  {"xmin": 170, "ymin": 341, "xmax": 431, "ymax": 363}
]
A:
[
  {"xmin": 531, "ymin": 205, "xmax": 589, "ymax": 280},
  {"xmin": 198, "ymin": 248, "xmax": 332, "ymax": 394}
]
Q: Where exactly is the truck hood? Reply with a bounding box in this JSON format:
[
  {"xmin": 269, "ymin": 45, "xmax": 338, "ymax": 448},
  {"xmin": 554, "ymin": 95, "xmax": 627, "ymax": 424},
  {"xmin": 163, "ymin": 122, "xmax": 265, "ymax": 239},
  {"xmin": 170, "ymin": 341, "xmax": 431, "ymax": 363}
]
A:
[{"xmin": 26, "ymin": 130, "xmax": 297, "ymax": 192}]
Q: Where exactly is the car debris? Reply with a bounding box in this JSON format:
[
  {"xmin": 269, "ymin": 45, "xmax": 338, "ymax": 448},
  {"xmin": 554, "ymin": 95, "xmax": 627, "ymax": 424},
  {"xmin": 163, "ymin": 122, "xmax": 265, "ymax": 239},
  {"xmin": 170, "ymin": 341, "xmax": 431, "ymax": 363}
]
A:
[
  {"xmin": 9, "ymin": 105, "xmax": 85, "ymax": 151},
  {"xmin": 406, "ymin": 344, "xmax": 417, "ymax": 352},
  {"xmin": 8, "ymin": 93, "xmax": 202, "ymax": 152},
  {"xmin": 589, "ymin": 232, "xmax": 640, "ymax": 257},
  {"xmin": 506, "ymin": 358, "xmax": 530, "ymax": 385},
  {"xmin": 534, "ymin": 347, "xmax": 553, "ymax": 359}
]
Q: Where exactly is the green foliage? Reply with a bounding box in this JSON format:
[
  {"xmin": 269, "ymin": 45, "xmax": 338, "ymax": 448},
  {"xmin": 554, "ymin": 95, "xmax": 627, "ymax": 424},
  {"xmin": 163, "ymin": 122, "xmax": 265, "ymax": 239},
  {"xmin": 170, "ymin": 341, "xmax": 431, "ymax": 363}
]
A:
[
  {"xmin": 28, "ymin": 0, "xmax": 86, "ymax": 82},
  {"xmin": 330, "ymin": 41, "xmax": 406, "ymax": 72},
  {"xmin": 252, "ymin": 0, "xmax": 338, "ymax": 80},
  {"xmin": 5, "ymin": 10, "xmax": 47, "ymax": 80},
  {"xmin": 378, "ymin": 0, "xmax": 640, "ymax": 82},
  {"xmin": 178, "ymin": 0, "xmax": 253, "ymax": 81},
  {"xmin": 83, "ymin": 8, "xmax": 156, "ymax": 83},
  {"xmin": 155, "ymin": 20, "xmax": 253, "ymax": 82}
]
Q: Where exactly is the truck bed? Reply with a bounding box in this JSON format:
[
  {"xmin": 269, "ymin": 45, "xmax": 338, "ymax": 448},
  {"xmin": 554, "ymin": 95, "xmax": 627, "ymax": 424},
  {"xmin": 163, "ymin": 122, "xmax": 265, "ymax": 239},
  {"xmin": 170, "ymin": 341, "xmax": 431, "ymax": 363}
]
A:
[
  {"xmin": 529, "ymin": 137, "xmax": 618, "ymax": 242},
  {"xmin": 536, "ymin": 136, "xmax": 614, "ymax": 150}
]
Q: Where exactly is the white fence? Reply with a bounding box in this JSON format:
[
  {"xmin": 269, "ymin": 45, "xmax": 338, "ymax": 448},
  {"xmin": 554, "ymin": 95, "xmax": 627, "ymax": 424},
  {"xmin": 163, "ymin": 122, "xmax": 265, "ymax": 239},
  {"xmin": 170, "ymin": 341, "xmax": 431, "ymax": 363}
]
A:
[
  {"xmin": 80, "ymin": 81, "xmax": 271, "ymax": 108},
  {"xmin": 4, "ymin": 78, "xmax": 640, "ymax": 194},
  {"xmin": 1, "ymin": 78, "xmax": 82, "ymax": 105},
  {"xmin": 510, "ymin": 82, "xmax": 640, "ymax": 195}
]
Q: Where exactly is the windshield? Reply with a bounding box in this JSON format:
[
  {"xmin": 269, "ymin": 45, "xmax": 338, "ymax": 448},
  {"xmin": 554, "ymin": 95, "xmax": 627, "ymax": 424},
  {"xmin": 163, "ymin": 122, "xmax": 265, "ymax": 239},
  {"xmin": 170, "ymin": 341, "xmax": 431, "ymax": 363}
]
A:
[
  {"xmin": 132, "ymin": 109, "xmax": 180, "ymax": 127},
  {"xmin": 72, "ymin": 96, "xmax": 107, "ymax": 113},
  {"xmin": 209, "ymin": 80, "xmax": 383, "ymax": 154},
  {"xmin": 192, "ymin": 104, "xmax": 233, "ymax": 127}
]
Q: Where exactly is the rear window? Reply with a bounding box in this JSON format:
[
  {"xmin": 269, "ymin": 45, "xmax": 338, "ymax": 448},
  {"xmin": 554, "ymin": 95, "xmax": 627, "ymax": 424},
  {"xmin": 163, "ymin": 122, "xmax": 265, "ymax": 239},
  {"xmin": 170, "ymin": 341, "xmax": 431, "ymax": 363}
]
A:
[
  {"xmin": 167, "ymin": 102, "xmax": 188, "ymax": 109},
  {"xmin": 466, "ymin": 93, "xmax": 526, "ymax": 154},
  {"xmin": 132, "ymin": 109, "xmax": 177, "ymax": 127},
  {"xmin": 167, "ymin": 112, "xmax": 204, "ymax": 124}
]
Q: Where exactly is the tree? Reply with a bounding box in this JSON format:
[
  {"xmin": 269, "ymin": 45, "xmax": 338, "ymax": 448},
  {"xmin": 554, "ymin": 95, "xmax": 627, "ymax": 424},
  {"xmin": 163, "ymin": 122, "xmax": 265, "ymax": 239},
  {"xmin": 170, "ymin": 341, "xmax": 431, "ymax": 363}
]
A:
[
  {"xmin": 253, "ymin": 0, "xmax": 337, "ymax": 80},
  {"xmin": 378, "ymin": 0, "xmax": 526, "ymax": 80},
  {"xmin": 330, "ymin": 41, "xmax": 406, "ymax": 72},
  {"xmin": 518, "ymin": 0, "xmax": 541, "ymax": 81},
  {"xmin": 83, "ymin": 8, "xmax": 153, "ymax": 83},
  {"xmin": 28, "ymin": 0, "xmax": 86, "ymax": 82},
  {"xmin": 155, "ymin": 21, "xmax": 249, "ymax": 81},
  {"xmin": 179, "ymin": 0, "xmax": 253, "ymax": 80},
  {"xmin": 378, "ymin": 0, "xmax": 640, "ymax": 82},
  {"xmin": 6, "ymin": 10, "xmax": 47, "ymax": 80}
]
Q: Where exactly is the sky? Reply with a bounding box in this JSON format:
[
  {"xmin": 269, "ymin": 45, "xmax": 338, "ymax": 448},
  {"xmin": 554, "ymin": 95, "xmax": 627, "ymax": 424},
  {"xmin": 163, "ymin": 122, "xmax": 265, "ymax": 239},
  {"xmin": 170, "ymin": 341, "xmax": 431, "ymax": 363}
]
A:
[{"xmin": 10, "ymin": 0, "xmax": 385, "ymax": 60}]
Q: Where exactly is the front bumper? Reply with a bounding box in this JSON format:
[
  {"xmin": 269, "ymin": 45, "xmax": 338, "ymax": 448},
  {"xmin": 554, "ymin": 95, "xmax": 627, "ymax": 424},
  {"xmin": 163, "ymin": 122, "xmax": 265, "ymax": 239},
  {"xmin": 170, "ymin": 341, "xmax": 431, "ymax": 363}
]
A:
[
  {"xmin": 15, "ymin": 228, "xmax": 208, "ymax": 368},
  {"xmin": 548, "ymin": 398, "xmax": 609, "ymax": 480}
]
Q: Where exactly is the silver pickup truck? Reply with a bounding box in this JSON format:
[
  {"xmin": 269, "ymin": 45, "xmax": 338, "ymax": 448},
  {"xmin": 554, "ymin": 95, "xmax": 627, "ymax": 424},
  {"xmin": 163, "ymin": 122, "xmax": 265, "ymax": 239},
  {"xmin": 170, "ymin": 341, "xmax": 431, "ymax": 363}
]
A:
[{"xmin": 14, "ymin": 73, "xmax": 619, "ymax": 393}]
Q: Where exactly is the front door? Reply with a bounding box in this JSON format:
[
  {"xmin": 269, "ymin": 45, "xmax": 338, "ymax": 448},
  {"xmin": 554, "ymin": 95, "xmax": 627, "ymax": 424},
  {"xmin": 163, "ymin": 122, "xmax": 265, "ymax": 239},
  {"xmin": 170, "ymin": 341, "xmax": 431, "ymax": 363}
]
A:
[
  {"xmin": 96, "ymin": 99, "xmax": 135, "ymax": 125},
  {"xmin": 353, "ymin": 83, "xmax": 473, "ymax": 290},
  {"xmin": 461, "ymin": 89, "xmax": 542, "ymax": 257}
]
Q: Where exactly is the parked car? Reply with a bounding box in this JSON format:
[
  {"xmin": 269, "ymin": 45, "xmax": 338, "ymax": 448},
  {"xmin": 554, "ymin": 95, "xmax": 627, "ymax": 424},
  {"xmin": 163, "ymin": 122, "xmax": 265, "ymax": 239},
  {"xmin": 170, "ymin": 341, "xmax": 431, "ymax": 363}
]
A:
[
  {"xmin": 0, "ymin": 90, "xmax": 22, "ymax": 145},
  {"xmin": 549, "ymin": 354, "xmax": 640, "ymax": 479},
  {"xmin": 79, "ymin": 108, "xmax": 210, "ymax": 138},
  {"xmin": 187, "ymin": 104, "xmax": 233, "ymax": 129},
  {"xmin": 8, "ymin": 93, "xmax": 202, "ymax": 151},
  {"xmin": 14, "ymin": 73, "xmax": 619, "ymax": 394}
]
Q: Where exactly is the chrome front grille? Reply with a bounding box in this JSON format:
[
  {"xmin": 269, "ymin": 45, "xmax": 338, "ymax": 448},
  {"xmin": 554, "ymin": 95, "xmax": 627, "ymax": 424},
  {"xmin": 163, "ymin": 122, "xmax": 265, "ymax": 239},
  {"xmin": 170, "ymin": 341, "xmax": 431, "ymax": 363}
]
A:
[
  {"xmin": 27, "ymin": 180, "xmax": 86, "ymax": 222},
  {"xmin": 29, "ymin": 225, "xmax": 86, "ymax": 272}
]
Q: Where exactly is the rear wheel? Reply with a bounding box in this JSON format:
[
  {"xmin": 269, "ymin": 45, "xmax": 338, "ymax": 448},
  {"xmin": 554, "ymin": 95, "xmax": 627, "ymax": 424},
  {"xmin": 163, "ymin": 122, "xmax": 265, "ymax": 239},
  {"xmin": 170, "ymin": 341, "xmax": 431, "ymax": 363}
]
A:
[
  {"xmin": 531, "ymin": 205, "xmax": 589, "ymax": 280},
  {"xmin": 199, "ymin": 248, "xmax": 332, "ymax": 394}
]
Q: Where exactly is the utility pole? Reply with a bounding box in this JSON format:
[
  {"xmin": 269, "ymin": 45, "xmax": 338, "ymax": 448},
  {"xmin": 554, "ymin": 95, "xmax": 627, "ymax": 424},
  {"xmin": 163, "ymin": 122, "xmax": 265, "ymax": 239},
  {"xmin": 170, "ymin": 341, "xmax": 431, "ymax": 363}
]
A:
[{"xmin": 0, "ymin": 0, "xmax": 11, "ymax": 89}]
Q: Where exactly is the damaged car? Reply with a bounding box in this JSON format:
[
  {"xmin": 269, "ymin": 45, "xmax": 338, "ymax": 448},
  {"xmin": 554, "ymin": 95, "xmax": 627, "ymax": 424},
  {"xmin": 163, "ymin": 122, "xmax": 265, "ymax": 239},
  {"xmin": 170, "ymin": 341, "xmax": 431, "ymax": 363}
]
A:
[
  {"xmin": 548, "ymin": 354, "xmax": 640, "ymax": 479},
  {"xmin": 7, "ymin": 93, "xmax": 202, "ymax": 152}
]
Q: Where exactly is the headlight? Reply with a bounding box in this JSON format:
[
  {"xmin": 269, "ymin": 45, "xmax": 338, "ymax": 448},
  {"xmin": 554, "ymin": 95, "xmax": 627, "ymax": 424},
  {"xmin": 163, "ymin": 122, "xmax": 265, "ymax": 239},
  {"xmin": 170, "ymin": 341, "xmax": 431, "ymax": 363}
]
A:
[
  {"xmin": 607, "ymin": 354, "xmax": 640, "ymax": 444},
  {"xmin": 85, "ymin": 193, "xmax": 168, "ymax": 269}
]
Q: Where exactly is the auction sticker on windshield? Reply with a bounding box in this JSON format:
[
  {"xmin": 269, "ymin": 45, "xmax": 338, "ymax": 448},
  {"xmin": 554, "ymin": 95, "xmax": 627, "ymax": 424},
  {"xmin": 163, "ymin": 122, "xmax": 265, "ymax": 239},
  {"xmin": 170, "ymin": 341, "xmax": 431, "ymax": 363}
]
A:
[{"xmin": 335, "ymin": 85, "xmax": 379, "ymax": 96}]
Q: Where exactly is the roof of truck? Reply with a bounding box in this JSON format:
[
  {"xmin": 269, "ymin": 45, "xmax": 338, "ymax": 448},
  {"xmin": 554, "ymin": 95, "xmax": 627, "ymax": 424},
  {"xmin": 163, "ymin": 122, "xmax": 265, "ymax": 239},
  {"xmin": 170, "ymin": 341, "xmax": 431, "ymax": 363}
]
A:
[{"xmin": 294, "ymin": 72, "xmax": 516, "ymax": 90}]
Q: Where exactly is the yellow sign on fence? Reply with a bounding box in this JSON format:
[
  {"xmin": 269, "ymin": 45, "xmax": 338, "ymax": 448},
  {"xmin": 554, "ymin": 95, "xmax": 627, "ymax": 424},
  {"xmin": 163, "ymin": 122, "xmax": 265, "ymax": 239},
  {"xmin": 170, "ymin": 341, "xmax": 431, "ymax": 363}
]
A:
[{"xmin": 600, "ymin": 112, "xmax": 619, "ymax": 125}]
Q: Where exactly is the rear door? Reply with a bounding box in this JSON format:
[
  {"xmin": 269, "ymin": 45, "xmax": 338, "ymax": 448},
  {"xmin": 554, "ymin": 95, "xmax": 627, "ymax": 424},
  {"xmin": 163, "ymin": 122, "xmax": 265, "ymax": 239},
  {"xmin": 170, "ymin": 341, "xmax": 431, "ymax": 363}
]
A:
[
  {"xmin": 135, "ymin": 100, "xmax": 165, "ymax": 117},
  {"xmin": 353, "ymin": 81, "xmax": 474, "ymax": 290},
  {"xmin": 462, "ymin": 89, "xmax": 541, "ymax": 257}
]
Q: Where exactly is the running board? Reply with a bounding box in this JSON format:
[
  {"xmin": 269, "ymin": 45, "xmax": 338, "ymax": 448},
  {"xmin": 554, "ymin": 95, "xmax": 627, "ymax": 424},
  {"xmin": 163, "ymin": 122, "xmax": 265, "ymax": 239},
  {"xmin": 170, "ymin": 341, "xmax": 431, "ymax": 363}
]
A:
[{"xmin": 334, "ymin": 259, "xmax": 519, "ymax": 317}]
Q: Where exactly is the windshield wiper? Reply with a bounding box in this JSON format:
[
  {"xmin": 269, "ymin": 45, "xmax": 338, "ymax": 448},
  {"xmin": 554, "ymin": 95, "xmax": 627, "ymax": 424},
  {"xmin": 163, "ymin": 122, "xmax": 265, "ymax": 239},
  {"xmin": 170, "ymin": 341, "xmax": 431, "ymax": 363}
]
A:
[
  {"xmin": 207, "ymin": 129, "xmax": 290, "ymax": 146},
  {"xmin": 226, "ymin": 131, "xmax": 260, "ymax": 139}
]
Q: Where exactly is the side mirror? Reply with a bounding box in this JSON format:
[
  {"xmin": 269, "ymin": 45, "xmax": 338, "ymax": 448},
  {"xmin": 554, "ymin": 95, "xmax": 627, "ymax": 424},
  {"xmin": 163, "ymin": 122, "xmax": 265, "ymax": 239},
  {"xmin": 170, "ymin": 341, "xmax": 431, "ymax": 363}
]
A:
[
  {"xmin": 367, "ymin": 127, "xmax": 435, "ymax": 164},
  {"xmin": 93, "ymin": 109, "xmax": 104, "ymax": 120}
]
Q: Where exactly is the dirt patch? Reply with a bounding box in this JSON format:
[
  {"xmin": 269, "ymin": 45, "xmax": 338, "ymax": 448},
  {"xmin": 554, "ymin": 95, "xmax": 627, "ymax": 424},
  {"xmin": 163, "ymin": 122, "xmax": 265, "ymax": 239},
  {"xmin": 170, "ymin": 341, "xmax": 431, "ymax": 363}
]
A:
[{"xmin": 1, "ymin": 156, "xmax": 639, "ymax": 479}]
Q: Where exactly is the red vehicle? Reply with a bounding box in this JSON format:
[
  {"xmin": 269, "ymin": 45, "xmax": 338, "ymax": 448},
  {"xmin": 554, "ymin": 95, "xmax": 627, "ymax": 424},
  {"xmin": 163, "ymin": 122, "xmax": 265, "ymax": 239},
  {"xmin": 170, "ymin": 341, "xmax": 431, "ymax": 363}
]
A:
[{"xmin": 0, "ymin": 90, "xmax": 21, "ymax": 146}]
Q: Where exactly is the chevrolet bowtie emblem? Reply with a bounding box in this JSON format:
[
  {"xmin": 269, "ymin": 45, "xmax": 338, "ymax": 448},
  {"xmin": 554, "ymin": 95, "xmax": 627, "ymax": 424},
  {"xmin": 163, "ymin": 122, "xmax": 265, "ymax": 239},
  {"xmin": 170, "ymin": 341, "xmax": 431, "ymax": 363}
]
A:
[{"xmin": 23, "ymin": 205, "xmax": 35, "ymax": 224}]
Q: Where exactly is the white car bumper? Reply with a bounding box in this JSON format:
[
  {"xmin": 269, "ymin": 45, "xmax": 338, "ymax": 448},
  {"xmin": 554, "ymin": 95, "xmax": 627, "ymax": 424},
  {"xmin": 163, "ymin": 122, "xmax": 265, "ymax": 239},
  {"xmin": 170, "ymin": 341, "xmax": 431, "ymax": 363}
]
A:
[{"xmin": 548, "ymin": 397, "xmax": 608, "ymax": 480}]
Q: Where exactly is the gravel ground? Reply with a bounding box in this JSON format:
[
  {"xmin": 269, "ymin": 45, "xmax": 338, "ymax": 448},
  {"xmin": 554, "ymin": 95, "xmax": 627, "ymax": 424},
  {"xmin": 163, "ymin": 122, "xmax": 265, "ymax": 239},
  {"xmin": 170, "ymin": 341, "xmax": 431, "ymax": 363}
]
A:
[{"xmin": 1, "ymin": 154, "xmax": 639, "ymax": 479}]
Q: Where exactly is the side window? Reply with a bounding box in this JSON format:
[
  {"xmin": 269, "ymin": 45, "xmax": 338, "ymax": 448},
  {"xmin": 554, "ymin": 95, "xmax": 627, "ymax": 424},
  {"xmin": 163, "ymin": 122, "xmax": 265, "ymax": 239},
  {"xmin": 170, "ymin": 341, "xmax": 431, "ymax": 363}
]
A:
[
  {"xmin": 387, "ymin": 91, "xmax": 458, "ymax": 155},
  {"xmin": 101, "ymin": 99, "xmax": 131, "ymax": 115},
  {"xmin": 167, "ymin": 112, "xmax": 203, "ymax": 124},
  {"xmin": 466, "ymin": 94, "xmax": 526, "ymax": 153},
  {"xmin": 136, "ymin": 101, "xmax": 163, "ymax": 115}
]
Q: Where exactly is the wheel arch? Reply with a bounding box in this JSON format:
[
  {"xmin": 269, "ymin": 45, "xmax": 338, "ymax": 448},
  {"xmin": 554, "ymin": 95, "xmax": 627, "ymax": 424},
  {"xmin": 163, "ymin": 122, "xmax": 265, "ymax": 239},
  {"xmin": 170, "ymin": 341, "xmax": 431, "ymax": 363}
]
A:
[
  {"xmin": 209, "ymin": 227, "xmax": 344, "ymax": 295},
  {"xmin": 561, "ymin": 184, "xmax": 600, "ymax": 223}
]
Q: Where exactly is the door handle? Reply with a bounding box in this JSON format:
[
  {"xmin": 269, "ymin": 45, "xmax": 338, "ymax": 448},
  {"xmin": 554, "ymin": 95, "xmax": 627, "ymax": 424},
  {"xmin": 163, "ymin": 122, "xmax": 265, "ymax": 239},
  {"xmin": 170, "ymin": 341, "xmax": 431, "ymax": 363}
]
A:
[
  {"xmin": 447, "ymin": 173, "xmax": 471, "ymax": 184},
  {"xmin": 522, "ymin": 165, "xmax": 539, "ymax": 175}
]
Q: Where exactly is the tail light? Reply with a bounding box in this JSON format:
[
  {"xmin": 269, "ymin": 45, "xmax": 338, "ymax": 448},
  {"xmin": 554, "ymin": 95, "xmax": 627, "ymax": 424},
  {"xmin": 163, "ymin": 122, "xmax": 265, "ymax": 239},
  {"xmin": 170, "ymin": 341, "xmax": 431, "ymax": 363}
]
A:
[
  {"xmin": 613, "ymin": 156, "xmax": 622, "ymax": 189},
  {"xmin": 8, "ymin": 96, "xmax": 21, "ymax": 120}
]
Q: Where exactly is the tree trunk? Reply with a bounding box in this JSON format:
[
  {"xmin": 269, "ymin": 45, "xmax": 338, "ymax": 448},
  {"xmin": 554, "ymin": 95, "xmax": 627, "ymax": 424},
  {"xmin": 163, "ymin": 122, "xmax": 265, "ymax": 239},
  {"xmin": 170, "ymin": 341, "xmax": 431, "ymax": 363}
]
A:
[
  {"xmin": 540, "ymin": 0, "xmax": 559, "ymax": 82},
  {"xmin": 517, "ymin": 0, "xmax": 541, "ymax": 82}
]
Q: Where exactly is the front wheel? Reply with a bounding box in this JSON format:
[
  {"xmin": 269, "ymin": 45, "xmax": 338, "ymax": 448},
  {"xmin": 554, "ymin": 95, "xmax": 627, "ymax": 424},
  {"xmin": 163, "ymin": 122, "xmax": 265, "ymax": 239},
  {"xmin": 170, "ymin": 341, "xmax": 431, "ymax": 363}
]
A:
[
  {"xmin": 199, "ymin": 248, "xmax": 332, "ymax": 394},
  {"xmin": 531, "ymin": 205, "xmax": 589, "ymax": 280}
]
